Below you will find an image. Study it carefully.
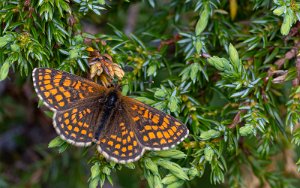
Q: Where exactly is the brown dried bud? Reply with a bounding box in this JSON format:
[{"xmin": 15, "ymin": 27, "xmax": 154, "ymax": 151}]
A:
[{"xmin": 87, "ymin": 48, "xmax": 124, "ymax": 86}]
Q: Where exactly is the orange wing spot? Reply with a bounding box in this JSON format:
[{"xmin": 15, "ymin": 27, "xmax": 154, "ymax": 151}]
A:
[
  {"xmin": 81, "ymin": 130, "xmax": 87, "ymax": 135},
  {"xmin": 171, "ymin": 126, "xmax": 177, "ymax": 132},
  {"xmin": 79, "ymin": 113, "xmax": 83, "ymax": 119},
  {"xmin": 128, "ymin": 145, "xmax": 133, "ymax": 150},
  {"xmin": 131, "ymin": 105, "xmax": 138, "ymax": 110},
  {"xmin": 152, "ymin": 115, "xmax": 159, "ymax": 124},
  {"xmin": 55, "ymin": 95, "xmax": 63, "ymax": 102},
  {"xmin": 81, "ymin": 87, "xmax": 86, "ymax": 91},
  {"xmin": 175, "ymin": 121, "xmax": 182, "ymax": 126},
  {"xmin": 163, "ymin": 131, "xmax": 170, "ymax": 138},
  {"xmin": 151, "ymin": 126, "xmax": 158, "ymax": 130},
  {"xmin": 115, "ymin": 144, "xmax": 121, "ymax": 149},
  {"xmin": 160, "ymin": 138, "xmax": 167, "ymax": 144},
  {"xmin": 133, "ymin": 141, "xmax": 137, "ymax": 146},
  {"xmin": 108, "ymin": 141, "xmax": 113, "ymax": 146},
  {"xmin": 50, "ymin": 89, "xmax": 58, "ymax": 95},
  {"xmin": 54, "ymin": 74, "xmax": 62, "ymax": 80},
  {"xmin": 88, "ymin": 133, "xmax": 93, "ymax": 138},
  {"xmin": 71, "ymin": 133, "xmax": 76, "ymax": 138},
  {"xmin": 68, "ymin": 125, "xmax": 73, "ymax": 130},
  {"xmin": 86, "ymin": 109, "xmax": 91, "ymax": 113},
  {"xmin": 64, "ymin": 91, "xmax": 71, "ymax": 98},
  {"xmin": 44, "ymin": 80, "xmax": 50, "ymax": 84},
  {"xmin": 143, "ymin": 136, "xmax": 149, "ymax": 142},
  {"xmin": 45, "ymin": 69, "xmax": 51, "ymax": 73},
  {"xmin": 121, "ymin": 147, "xmax": 127, "ymax": 152},
  {"xmin": 64, "ymin": 131, "xmax": 69, "ymax": 135},
  {"xmin": 111, "ymin": 135, "xmax": 117, "ymax": 139},
  {"xmin": 63, "ymin": 112, "xmax": 69, "ymax": 118},
  {"xmin": 164, "ymin": 117, "xmax": 170, "ymax": 124},
  {"xmin": 167, "ymin": 139, "xmax": 173, "ymax": 143},
  {"xmin": 101, "ymin": 139, "xmax": 106, "ymax": 143},
  {"xmin": 83, "ymin": 123, "xmax": 89, "ymax": 128},
  {"xmin": 176, "ymin": 131, "xmax": 182, "ymax": 136},
  {"xmin": 127, "ymin": 135, "xmax": 132, "ymax": 142},
  {"xmin": 45, "ymin": 85, "xmax": 53, "ymax": 90},
  {"xmin": 168, "ymin": 129, "xmax": 174, "ymax": 136},
  {"xmin": 71, "ymin": 114, "xmax": 76, "ymax": 120},
  {"xmin": 38, "ymin": 81, "xmax": 42, "ymax": 85},
  {"xmin": 120, "ymin": 122, "xmax": 125, "ymax": 126},
  {"xmin": 60, "ymin": 124, "xmax": 64, "ymax": 128},
  {"xmin": 113, "ymin": 151, "xmax": 119, "ymax": 155},
  {"xmin": 117, "ymin": 137, "xmax": 121, "ymax": 142},
  {"xmin": 53, "ymin": 79, "xmax": 60, "ymax": 83},
  {"xmin": 79, "ymin": 93, "xmax": 84, "ymax": 99},
  {"xmin": 44, "ymin": 75, "xmax": 51, "ymax": 79},
  {"xmin": 58, "ymin": 86, "xmax": 65, "ymax": 92},
  {"xmin": 78, "ymin": 122, "xmax": 83, "ymax": 126},
  {"xmin": 64, "ymin": 119, "xmax": 70, "ymax": 125},
  {"xmin": 130, "ymin": 131, "xmax": 134, "ymax": 137},
  {"xmin": 121, "ymin": 154, "xmax": 126, "ymax": 157},
  {"xmin": 153, "ymin": 142, "xmax": 159, "ymax": 146},
  {"xmin": 48, "ymin": 99, "xmax": 53, "ymax": 104},
  {"xmin": 72, "ymin": 108, "xmax": 78, "ymax": 113},
  {"xmin": 59, "ymin": 101, "xmax": 65, "ymax": 107},
  {"xmin": 74, "ymin": 127, "xmax": 79, "ymax": 132},
  {"xmin": 162, "ymin": 122, "xmax": 168, "ymax": 128},
  {"xmin": 44, "ymin": 92, "xmax": 50, "ymax": 97},
  {"xmin": 63, "ymin": 80, "xmax": 71, "ymax": 86},
  {"xmin": 157, "ymin": 132, "xmax": 163, "ymax": 138},
  {"xmin": 139, "ymin": 107, "xmax": 145, "ymax": 110},
  {"xmin": 121, "ymin": 130, "xmax": 128, "ymax": 136},
  {"xmin": 148, "ymin": 132, "xmax": 156, "ymax": 139},
  {"xmin": 39, "ymin": 76, "xmax": 43, "ymax": 80},
  {"xmin": 132, "ymin": 116, "xmax": 140, "ymax": 122},
  {"xmin": 40, "ymin": 87, "xmax": 45, "ymax": 91},
  {"xmin": 122, "ymin": 139, "xmax": 127, "ymax": 144},
  {"xmin": 74, "ymin": 82, "xmax": 82, "ymax": 89},
  {"xmin": 128, "ymin": 152, "xmax": 133, "ymax": 156},
  {"xmin": 145, "ymin": 125, "xmax": 151, "ymax": 130},
  {"xmin": 143, "ymin": 110, "xmax": 149, "ymax": 118},
  {"xmin": 138, "ymin": 110, "xmax": 143, "ymax": 114}
]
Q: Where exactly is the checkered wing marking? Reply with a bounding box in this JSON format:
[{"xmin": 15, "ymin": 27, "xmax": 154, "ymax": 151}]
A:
[
  {"xmin": 124, "ymin": 97, "xmax": 189, "ymax": 150},
  {"xmin": 97, "ymin": 108, "xmax": 144, "ymax": 163},
  {"xmin": 53, "ymin": 96, "xmax": 103, "ymax": 146},
  {"xmin": 32, "ymin": 68, "xmax": 106, "ymax": 111}
]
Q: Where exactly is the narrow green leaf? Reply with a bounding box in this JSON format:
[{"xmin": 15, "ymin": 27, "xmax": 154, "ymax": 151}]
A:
[
  {"xmin": 0, "ymin": 61, "xmax": 10, "ymax": 81},
  {"xmin": 195, "ymin": 6, "xmax": 209, "ymax": 35}
]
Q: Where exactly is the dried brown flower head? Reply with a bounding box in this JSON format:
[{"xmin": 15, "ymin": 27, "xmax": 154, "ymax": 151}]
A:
[{"xmin": 87, "ymin": 47, "xmax": 124, "ymax": 87}]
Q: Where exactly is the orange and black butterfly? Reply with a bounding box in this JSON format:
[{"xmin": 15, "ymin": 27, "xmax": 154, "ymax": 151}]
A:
[{"xmin": 32, "ymin": 68, "xmax": 189, "ymax": 163}]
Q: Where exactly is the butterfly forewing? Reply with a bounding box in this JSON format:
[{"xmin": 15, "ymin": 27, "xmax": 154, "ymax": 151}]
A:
[
  {"xmin": 32, "ymin": 68, "xmax": 106, "ymax": 111},
  {"xmin": 97, "ymin": 106, "xmax": 144, "ymax": 163},
  {"xmin": 124, "ymin": 97, "xmax": 189, "ymax": 150}
]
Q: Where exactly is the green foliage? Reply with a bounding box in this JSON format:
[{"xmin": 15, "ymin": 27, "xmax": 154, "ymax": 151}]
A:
[{"xmin": 1, "ymin": 0, "xmax": 300, "ymax": 188}]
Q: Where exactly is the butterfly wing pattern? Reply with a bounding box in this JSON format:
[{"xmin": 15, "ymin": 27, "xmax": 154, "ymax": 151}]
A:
[
  {"xmin": 124, "ymin": 98, "xmax": 189, "ymax": 151},
  {"xmin": 33, "ymin": 68, "xmax": 106, "ymax": 146},
  {"xmin": 33, "ymin": 68, "xmax": 189, "ymax": 163}
]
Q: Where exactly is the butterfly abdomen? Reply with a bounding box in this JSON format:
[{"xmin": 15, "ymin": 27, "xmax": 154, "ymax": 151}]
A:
[{"xmin": 94, "ymin": 89, "xmax": 121, "ymax": 142}]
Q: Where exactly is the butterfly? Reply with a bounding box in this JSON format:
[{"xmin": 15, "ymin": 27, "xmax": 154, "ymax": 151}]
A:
[{"xmin": 32, "ymin": 68, "xmax": 189, "ymax": 163}]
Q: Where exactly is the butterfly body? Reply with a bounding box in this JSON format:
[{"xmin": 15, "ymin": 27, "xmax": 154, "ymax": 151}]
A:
[{"xmin": 33, "ymin": 68, "xmax": 189, "ymax": 163}]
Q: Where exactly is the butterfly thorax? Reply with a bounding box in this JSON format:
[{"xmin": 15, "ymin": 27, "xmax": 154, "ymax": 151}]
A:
[
  {"xmin": 104, "ymin": 89, "xmax": 120, "ymax": 108},
  {"xmin": 94, "ymin": 88, "xmax": 121, "ymax": 142}
]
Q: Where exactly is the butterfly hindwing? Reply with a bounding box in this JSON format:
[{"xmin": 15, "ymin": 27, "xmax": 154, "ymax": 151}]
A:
[
  {"xmin": 97, "ymin": 106, "xmax": 144, "ymax": 163},
  {"xmin": 124, "ymin": 97, "xmax": 189, "ymax": 150},
  {"xmin": 32, "ymin": 68, "xmax": 106, "ymax": 111},
  {"xmin": 53, "ymin": 96, "xmax": 103, "ymax": 146}
]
